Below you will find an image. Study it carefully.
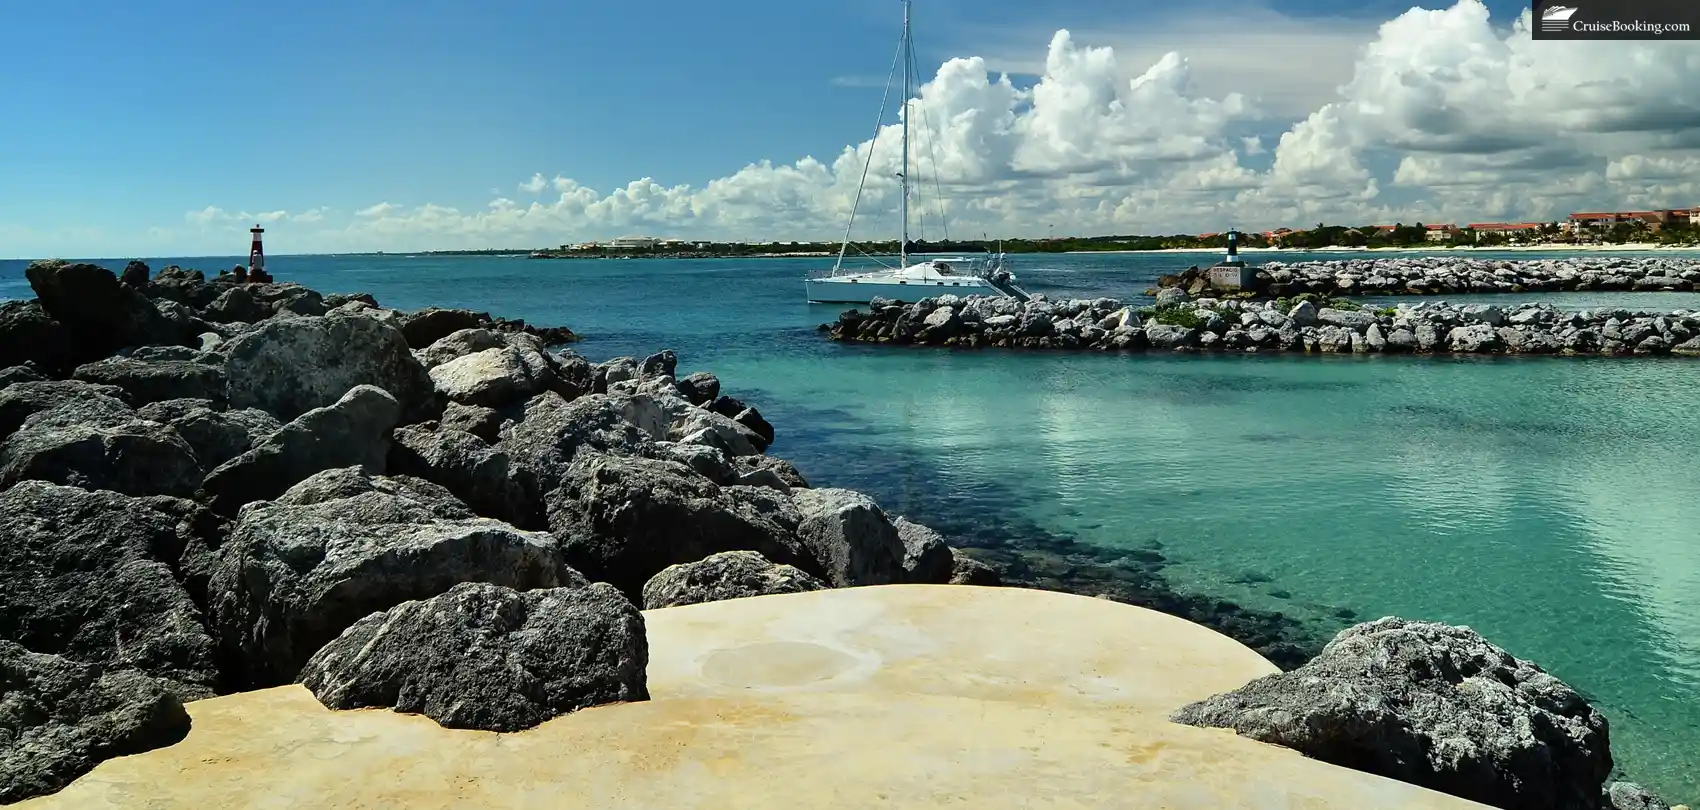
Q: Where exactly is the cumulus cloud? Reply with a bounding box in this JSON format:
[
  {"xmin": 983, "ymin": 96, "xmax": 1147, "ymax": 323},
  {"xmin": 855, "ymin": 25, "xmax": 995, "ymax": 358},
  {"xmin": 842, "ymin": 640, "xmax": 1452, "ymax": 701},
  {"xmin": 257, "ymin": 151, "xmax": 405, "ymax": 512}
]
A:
[{"xmin": 184, "ymin": 0, "xmax": 1700, "ymax": 252}]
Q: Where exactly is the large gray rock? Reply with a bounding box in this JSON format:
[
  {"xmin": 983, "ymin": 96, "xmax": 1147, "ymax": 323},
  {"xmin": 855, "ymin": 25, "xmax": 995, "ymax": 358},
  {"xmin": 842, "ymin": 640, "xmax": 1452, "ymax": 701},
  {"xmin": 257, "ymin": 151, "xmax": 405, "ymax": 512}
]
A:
[
  {"xmin": 299, "ymin": 581, "xmax": 646, "ymax": 732},
  {"xmin": 789, "ymin": 488, "xmax": 907, "ymax": 588},
  {"xmin": 1603, "ymin": 782, "xmax": 1673, "ymax": 810},
  {"xmin": 545, "ymin": 454, "xmax": 822, "ymax": 599},
  {"xmin": 221, "ymin": 313, "xmax": 436, "ymax": 422},
  {"xmin": 413, "ymin": 327, "xmax": 506, "ymax": 370},
  {"xmin": 72, "ymin": 356, "xmax": 226, "ymax": 405},
  {"xmin": 0, "ymin": 482, "xmax": 220, "ymax": 699},
  {"xmin": 201, "ymin": 385, "xmax": 401, "ymax": 515},
  {"xmin": 1171, "ymin": 617, "xmax": 1612, "ymax": 810},
  {"xmin": 0, "ymin": 379, "xmax": 131, "ymax": 439},
  {"xmin": 388, "ymin": 425, "xmax": 536, "ymax": 528},
  {"xmin": 893, "ymin": 516, "xmax": 954, "ymax": 584},
  {"xmin": 24, "ymin": 260, "xmax": 190, "ymax": 361},
  {"xmin": 0, "ymin": 300, "xmax": 75, "ymax": 373},
  {"xmin": 948, "ymin": 550, "xmax": 1003, "ymax": 586},
  {"xmin": 675, "ymin": 372, "xmax": 720, "ymax": 406},
  {"xmin": 0, "ymin": 642, "xmax": 192, "ymax": 804},
  {"xmin": 641, "ymin": 550, "xmax": 828, "ymax": 609},
  {"xmin": 400, "ymin": 307, "xmax": 487, "ymax": 349},
  {"xmin": 732, "ymin": 455, "xmax": 809, "ymax": 489},
  {"xmin": 495, "ymin": 392, "xmax": 654, "ymax": 499},
  {"xmin": 0, "ymin": 397, "xmax": 202, "ymax": 498},
  {"xmin": 137, "ymin": 398, "xmax": 281, "ymax": 470},
  {"xmin": 428, "ymin": 345, "xmax": 557, "ymax": 408},
  {"xmin": 207, "ymin": 468, "xmax": 576, "ymax": 688}
]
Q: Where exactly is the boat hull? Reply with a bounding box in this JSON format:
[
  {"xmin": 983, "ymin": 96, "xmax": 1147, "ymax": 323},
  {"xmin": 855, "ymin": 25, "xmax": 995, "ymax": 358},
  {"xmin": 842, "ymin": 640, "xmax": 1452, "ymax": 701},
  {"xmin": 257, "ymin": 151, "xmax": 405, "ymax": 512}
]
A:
[{"xmin": 805, "ymin": 277, "xmax": 995, "ymax": 304}]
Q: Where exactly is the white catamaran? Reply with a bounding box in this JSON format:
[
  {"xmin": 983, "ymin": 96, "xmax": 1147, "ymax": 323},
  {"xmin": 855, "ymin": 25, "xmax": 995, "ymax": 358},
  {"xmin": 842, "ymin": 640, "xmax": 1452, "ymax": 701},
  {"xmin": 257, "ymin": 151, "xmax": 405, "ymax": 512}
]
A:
[{"xmin": 804, "ymin": 0, "xmax": 1028, "ymax": 305}]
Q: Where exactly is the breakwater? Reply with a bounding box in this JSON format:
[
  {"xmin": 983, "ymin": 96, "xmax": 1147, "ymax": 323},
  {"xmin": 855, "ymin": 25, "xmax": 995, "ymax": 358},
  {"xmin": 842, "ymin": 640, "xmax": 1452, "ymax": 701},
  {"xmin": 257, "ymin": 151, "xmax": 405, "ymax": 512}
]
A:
[
  {"xmin": 822, "ymin": 291, "xmax": 1700, "ymax": 356},
  {"xmin": 1152, "ymin": 256, "xmax": 1700, "ymax": 299}
]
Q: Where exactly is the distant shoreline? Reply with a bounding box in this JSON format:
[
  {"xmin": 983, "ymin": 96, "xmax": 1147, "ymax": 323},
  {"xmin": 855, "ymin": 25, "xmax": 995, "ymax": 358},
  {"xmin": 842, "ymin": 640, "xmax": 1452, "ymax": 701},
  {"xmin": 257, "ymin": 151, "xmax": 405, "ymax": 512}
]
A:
[{"xmin": 1087, "ymin": 243, "xmax": 1700, "ymax": 255}]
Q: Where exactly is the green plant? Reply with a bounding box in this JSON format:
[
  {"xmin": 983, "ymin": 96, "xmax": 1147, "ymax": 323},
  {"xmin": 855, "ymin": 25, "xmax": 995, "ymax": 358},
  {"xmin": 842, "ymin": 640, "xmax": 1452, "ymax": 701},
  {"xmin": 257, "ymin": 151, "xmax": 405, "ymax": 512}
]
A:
[
  {"xmin": 1148, "ymin": 304, "xmax": 1203, "ymax": 329},
  {"xmin": 1327, "ymin": 298, "xmax": 1363, "ymax": 311},
  {"xmin": 1375, "ymin": 306, "xmax": 1399, "ymax": 317}
]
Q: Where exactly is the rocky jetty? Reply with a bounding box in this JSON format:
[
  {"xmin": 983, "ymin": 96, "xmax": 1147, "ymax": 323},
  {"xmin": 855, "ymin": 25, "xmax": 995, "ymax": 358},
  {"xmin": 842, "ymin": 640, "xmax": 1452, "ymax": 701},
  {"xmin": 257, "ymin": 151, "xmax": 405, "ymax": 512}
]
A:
[
  {"xmin": 1152, "ymin": 256, "xmax": 1700, "ymax": 299},
  {"xmin": 0, "ymin": 259, "xmax": 995, "ymax": 803},
  {"xmin": 822, "ymin": 291, "xmax": 1700, "ymax": 356}
]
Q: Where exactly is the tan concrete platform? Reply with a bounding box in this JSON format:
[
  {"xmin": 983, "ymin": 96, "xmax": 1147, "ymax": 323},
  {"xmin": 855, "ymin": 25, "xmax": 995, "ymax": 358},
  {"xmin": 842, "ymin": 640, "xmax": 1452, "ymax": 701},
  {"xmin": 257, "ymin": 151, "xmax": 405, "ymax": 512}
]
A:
[{"xmin": 20, "ymin": 585, "xmax": 1493, "ymax": 809}]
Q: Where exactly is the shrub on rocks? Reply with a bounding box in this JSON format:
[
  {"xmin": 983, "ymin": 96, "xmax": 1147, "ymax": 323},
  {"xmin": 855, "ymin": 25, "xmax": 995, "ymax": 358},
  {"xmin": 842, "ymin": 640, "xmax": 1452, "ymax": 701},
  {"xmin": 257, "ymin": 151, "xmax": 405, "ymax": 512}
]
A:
[
  {"xmin": 1171, "ymin": 617, "xmax": 1612, "ymax": 810},
  {"xmin": 641, "ymin": 550, "xmax": 828, "ymax": 609},
  {"xmin": 299, "ymin": 581, "xmax": 646, "ymax": 732},
  {"xmin": 0, "ymin": 642, "xmax": 192, "ymax": 804}
]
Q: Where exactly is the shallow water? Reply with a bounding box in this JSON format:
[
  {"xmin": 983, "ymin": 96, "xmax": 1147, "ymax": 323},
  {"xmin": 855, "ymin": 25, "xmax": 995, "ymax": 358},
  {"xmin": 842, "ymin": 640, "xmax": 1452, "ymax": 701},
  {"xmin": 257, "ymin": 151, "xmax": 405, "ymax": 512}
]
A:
[{"xmin": 4, "ymin": 249, "xmax": 1699, "ymax": 800}]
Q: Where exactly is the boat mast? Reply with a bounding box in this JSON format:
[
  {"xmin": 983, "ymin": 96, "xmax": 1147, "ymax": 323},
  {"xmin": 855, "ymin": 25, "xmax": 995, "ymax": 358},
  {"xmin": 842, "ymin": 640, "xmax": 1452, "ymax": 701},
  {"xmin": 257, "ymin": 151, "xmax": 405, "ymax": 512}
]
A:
[{"xmin": 899, "ymin": 0, "xmax": 911, "ymax": 269}]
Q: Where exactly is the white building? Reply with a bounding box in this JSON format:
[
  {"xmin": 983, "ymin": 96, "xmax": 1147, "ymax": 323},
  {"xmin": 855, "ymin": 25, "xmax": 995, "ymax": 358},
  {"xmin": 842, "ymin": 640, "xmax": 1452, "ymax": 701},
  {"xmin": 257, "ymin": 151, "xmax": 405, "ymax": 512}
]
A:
[{"xmin": 605, "ymin": 236, "xmax": 660, "ymax": 249}]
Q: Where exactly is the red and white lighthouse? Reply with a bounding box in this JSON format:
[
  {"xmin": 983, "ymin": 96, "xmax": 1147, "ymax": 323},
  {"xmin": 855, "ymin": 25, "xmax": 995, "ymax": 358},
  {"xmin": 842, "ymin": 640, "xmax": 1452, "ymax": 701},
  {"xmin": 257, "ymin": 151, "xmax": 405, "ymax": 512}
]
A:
[{"xmin": 249, "ymin": 225, "xmax": 266, "ymax": 277}]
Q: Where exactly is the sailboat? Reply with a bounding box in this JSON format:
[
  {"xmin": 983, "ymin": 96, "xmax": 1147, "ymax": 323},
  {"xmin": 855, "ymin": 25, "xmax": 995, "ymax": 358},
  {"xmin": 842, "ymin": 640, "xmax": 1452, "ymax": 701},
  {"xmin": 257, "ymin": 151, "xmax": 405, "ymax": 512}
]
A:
[{"xmin": 804, "ymin": 0, "xmax": 1028, "ymax": 305}]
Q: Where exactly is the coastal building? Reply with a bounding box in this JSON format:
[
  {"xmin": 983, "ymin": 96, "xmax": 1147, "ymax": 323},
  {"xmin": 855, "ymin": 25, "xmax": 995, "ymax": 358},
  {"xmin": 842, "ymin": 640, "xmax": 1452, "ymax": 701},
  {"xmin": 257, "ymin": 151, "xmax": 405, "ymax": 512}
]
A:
[
  {"xmin": 1467, "ymin": 223, "xmax": 1546, "ymax": 241},
  {"xmin": 605, "ymin": 236, "xmax": 661, "ymax": 249},
  {"xmin": 1424, "ymin": 224, "xmax": 1462, "ymax": 242}
]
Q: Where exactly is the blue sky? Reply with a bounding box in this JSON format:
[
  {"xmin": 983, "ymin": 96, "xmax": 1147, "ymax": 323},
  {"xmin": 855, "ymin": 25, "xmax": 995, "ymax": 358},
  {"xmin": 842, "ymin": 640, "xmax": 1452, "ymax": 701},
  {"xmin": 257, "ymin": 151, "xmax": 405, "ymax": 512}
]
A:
[{"xmin": 0, "ymin": 0, "xmax": 1643, "ymax": 257}]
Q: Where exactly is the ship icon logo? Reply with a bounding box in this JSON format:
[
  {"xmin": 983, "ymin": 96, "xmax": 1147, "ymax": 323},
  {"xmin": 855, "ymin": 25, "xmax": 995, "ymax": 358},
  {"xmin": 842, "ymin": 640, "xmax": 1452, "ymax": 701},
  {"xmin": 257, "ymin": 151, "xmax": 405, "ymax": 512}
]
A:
[{"xmin": 1541, "ymin": 4, "xmax": 1579, "ymax": 30}]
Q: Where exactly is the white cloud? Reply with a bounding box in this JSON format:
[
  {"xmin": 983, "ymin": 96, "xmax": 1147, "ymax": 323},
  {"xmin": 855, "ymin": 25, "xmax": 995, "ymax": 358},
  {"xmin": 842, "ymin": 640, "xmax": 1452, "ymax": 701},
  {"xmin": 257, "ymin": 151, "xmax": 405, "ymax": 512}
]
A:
[{"xmin": 172, "ymin": 0, "xmax": 1700, "ymax": 252}]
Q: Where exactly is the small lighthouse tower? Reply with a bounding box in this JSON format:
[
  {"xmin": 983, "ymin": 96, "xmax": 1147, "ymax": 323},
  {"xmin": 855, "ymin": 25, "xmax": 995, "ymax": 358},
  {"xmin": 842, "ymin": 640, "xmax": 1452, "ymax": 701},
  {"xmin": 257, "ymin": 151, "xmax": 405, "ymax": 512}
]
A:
[
  {"xmin": 1223, "ymin": 228, "xmax": 1243, "ymax": 266},
  {"xmin": 249, "ymin": 225, "xmax": 266, "ymax": 279},
  {"xmin": 1206, "ymin": 227, "xmax": 1255, "ymax": 292}
]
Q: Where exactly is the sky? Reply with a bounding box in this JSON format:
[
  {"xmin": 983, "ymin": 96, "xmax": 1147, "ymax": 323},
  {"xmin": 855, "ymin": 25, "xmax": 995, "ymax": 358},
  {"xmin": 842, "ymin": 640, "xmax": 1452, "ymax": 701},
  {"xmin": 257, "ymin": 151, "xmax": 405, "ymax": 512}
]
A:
[{"xmin": 3, "ymin": 0, "xmax": 1699, "ymax": 257}]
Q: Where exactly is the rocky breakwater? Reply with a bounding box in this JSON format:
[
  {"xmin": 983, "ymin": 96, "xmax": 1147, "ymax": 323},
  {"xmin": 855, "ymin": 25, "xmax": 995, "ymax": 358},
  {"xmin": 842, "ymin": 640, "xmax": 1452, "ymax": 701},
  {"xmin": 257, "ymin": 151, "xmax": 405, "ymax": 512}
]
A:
[
  {"xmin": 0, "ymin": 259, "xmax": 993, "ymax": 803},
  {"xmin": 822, "ymin": 290, "xmax": 1700, "ymax": 357},
  {"xmin": 1152, "ymin": 256, "xmax": 1700, "ymax": 299}
]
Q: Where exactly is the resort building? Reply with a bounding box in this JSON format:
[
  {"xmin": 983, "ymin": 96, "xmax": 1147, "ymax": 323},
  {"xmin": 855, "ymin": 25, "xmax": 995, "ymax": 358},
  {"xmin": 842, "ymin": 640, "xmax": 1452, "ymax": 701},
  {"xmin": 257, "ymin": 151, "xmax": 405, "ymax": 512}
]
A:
[
  {"xmin": 1424, "ymin": 224, "xmax": 1462, "ymax": 242},
  {"xmin": 1467, "ymin": 223, "xmax": 1546, "ymax": 241},
  {"xmin": 605, "ymin": 236, "xmax": 662, "ymax": 249}
]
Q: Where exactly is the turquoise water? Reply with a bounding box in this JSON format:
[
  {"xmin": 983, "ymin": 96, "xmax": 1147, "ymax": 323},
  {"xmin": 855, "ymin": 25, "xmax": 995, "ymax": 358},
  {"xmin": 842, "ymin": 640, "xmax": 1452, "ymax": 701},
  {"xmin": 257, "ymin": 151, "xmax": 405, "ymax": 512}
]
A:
[{"xmin": 4, "ymin": 250, "xmax": 1698, "ymax": 800}]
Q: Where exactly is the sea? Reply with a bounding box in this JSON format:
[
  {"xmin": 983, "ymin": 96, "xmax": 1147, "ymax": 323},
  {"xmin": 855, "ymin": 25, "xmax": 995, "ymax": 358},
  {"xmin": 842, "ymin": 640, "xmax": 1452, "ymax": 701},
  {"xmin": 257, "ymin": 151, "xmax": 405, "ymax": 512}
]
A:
[{"xmin": 3, "ymin": 249, "xmax": 1698, "ymax": 801}]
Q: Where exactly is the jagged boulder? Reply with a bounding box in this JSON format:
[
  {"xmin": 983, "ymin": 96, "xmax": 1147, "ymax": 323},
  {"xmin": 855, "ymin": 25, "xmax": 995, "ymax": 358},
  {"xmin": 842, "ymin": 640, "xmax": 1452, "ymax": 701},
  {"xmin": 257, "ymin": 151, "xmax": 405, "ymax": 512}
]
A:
[
  {"xmin": 707, "ymin": 395, "xmax": 775, "ymax": 451},
  {"xmin": 201, "ymin": 385, "xmax": 401, "ymax": 516},
  {"xmin": 0, "ymin": 364, "xmax": 46, "ymax": 388},
  {"xmin": 641, "ymin": 550, "xmax": 827, "ymax": 609},
  {"xmin": 495, "ymin": 392, "xmax": 654, "ymax": 498},
  {"xmin": 676, "ymin": 372, "xmax": 720, "ymax": 406},
  {"xmin": 439, "ymin": 401, "xmax": 504, "ymax": 442},
  {"xmin": 201, "ymin": 285, "xmax": 268, "ymax": 323},
  {"xmin": 428, "ymin": 345, "xmax": 558, "ymax": 408},
  {"xmin": 136, "ymin": 398, "xmax": 281, "ymax": 470},
  {"xmin": 0, "ymin": 642, "xmax": 192, "ymax": 804},
  {"xmin": 0, "ymin": 482, "xmax": 220, "ymax": 699},
  {"xmin": 545, "ymin": 454, "xmax": 823, "ymax": 599},
  {"xmin": 893, "ymin": 516, "xmax": 954, "ymax": 584},
  {"xmin": 299, "ymin": 581, "xmax": 647, "ymax": 732},
  {"xmin": 0, "ymin": 380, "xmax": 131, "ymax": 439},
  {"xmin": 949, "ymin": 550, "xmax": 1002, "ymax": 586},
  {"xmin": 1171, "ymin": 617, "xmax": 1613, "ymax": 810},
  {"xmin": 388, "ymin": 426, "xmax": 537, "ymax": 528},
  {"xmin": 0, "ymin": 300, "xmax": 75, "ymax": 373},
  {"xmin": 71, "ymin": 356, "xmax": 226, "ymax": 405},
  {"xmin": 789, "ymin": 488, "xmax": 907, "ymax": 588},
  {"xmin": 1603, "ymin": 782, "xmax": 1674, "ymax": 810},
  {"xmin": 0, "ymin": 395, "xmax": 202, "ymax": 498},
  {"xmin": 24, "ymin": 260, "xmax": 190, "ymax": 360},
  {"xmin": 221, "ymin": 313, "xmax": 436, "ymax": 422},
  {"xmin": 206, "ymin": 468, "xmax": 575, "ymax": 688},
  {"xmin": 733, "ymin": 455, "xmax": 809, "ymax": 489},
  {"xmin": 400, "ymin": 307, "xmax": 487, "ymax": 349}
]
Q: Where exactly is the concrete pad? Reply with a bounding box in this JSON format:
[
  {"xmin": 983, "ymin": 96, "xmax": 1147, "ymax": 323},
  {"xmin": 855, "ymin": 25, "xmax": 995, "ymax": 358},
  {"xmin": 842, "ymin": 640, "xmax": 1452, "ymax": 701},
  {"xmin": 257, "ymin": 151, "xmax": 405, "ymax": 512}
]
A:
[
  {"xmin": 22, "ymin": 685, "xmax": 1491, "ymax": 810},
  {"xmin": 645, "ymin": 585, "xmax": 1281, "ymax": 714}
]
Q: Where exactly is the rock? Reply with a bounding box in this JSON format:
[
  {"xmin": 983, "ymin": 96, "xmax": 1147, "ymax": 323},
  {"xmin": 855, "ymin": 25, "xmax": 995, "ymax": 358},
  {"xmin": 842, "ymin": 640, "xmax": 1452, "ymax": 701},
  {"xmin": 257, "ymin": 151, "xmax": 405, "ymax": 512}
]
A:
[
  {"xmin": 495, "ymin": 392, "xmax": 655, "ymax": 500},
  {"xmin": 222, "ymin": 313, "xmax": 436, "ymax": 422},
  {"xmin": 733, "ymin": 455, "xmax": 809, "ymax": 489},
  {"xmin": 0, "ymin": 300, "xmax": 75, "ymax": 373},
  {"xmin": 545, "ymin": 454, "xmax": 822, "ymax": 599},
  {"xmin": 414, "ymin": 328, "xmax": 506, "ymax": 370},
  {"xmin": 1154, "ymin": 287, "xmax": 1190, "ymax": 306},
  {"xmin": 439, "ymin": 402, "xmax": 504, "ymax": 442},
  {"xmin": 640, "ymin": 550, "xmax": 828, "ymax": 609},
  {"xmin": 207, "ymin": 468, "xmax": 576, "ymax": 688},
  {"xmin": 120, "ymin": 260, "xmax": 151, "ymax": 287},
  {"xmin": 1447, "ymin": 324, "xmax": 1504, "ymax": 353},
  {"xmin": 638, "ymin": 350, "xmax": 677, "ymax": 380},
  {"xmin": 1144, "ymin": 323, "xmax": 1197, "ymax": 350},
  {"xmin": 644, "ymin": 440, "xmax": 738, "ymax": 486},
  {"xmin": 0, "ymin": 642, "xmax": 191, "ymax": 804},
  {"xmin": 388, "ymin": 426, "xmax": 536, "ymax": 529},
  {"xmin": 1317, "ymin": 308, "xmax": 1376, "ymax": 330},
  {"xmin": 676, "ymin": 372, "xmax": 720, "ymax": 406},
  {"xmin": 427, "ymin": 345, "xmax": 559, "ymax": 409},
  {"xmin": 71, "ymin": 356, "xmax": 226, "ymax": 405},
  {"xmin": 136, "ymin": 399, "xmax": 282, "ymax": 470},
  {"xmin": 894, "ymin": 516, "xmax": 954, "ymax": 584},
  {"xmin": 1289, "ymin": 300, "xmax": 1319, "ymax": 327},
  {"xmin": 201, "ymin": 385, "xmax": 401, "ymax": 515},
  {"xmin": 789, "ymin": 488, "xmax": 906, "ymax": 588},
  {"xmin": 24, "ymin": 260, "xmax": 188, "ymax": 361},
  {"xmin": 672, "ymin": 407, "xmax": 765, "ymax": 457},
  {"xmin": 298, "ymin": 581, "xmax": 647, "ymax": 732},
  {"xmin": 0, "ymin": 396, "xmax": 203, "ymax": 498},
  {"xmin": 201, "ymin": 286, "xmax": 268, "ymax": 324},
  {"xmin": 400, "ymin": 307, "xmax": 486, "ymax": 349},
  {"xmin": 0, "ymin": 379, "xmax": 132, "ymax": 439},
  {"xmin": 949, "ymin": 550, "xmax": 1003, "ymax": 585},
  {"xmin": 0, "ymin": 363, "xmax": 46, "ymax": 388},
  {"xmin": 1603, "ymin": 782, "xmax": 1672, "ymax": 810},
  {"xmin": 1171, "ymin": 617, "xmax": 1612, "ymax": 810},
  {"xmin": 0, "ymin": 482, "xmax": 220, "ymax": 699},
  {"xmin": 707, "ymin": 395, "xmax": 775, "ymax": 451}
]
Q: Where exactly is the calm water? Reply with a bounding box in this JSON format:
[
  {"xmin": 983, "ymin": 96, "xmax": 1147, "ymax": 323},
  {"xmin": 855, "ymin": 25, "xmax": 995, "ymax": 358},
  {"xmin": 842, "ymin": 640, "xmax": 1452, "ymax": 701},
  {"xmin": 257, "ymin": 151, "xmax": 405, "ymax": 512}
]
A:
[{"xmin": 4, "ymin": 250, "xmax": 1698, "ymax": 800}]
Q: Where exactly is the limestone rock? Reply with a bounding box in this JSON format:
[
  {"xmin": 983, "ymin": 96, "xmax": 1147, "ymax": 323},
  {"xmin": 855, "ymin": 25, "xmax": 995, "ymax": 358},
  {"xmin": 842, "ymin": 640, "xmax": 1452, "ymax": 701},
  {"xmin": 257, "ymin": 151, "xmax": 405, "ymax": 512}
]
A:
[
  {"xmin": 25, "ymin": 260, "xmax": 188, "ymax": 361},
  {"xmin": 948, "ymin": 550, "xmax": 1003, "ymax": 586},
  {"xmin": 0, "ymin": 642, "xmax": 191, "ymax": 804},
  {"xmin": 71, "ymin": 356, "xmax": 226, "ymax": 405},
  {"xmin": 0, "ymin": 300, "xmax": 75, "ymax": 373},
  {"xmin": 0, "ymin": 481, "xmax": 220, "ymax": 699},
  {"xmin": 545, "ymin": 454, "xmax": 822, "ymax": 599},
  {"xmin": 676, "ymin": 372, "xmax": 720, "ymax": 406},
  {"xmin": 428, "ymin": 345, "xmax": 557, "ymax": 408},
  {"xmin": 207, "ymin": 468, "xmax": 576, "ymax": 688},
  {"xmin": 733, "ymin": 455, "xmax": 809, "ymax": 489},
  {"xmin": 400, "ymin": 307, "xmax": 487, "ymax": 349},
  {"xmin": 222, "ymin": 313, "xmax": 435, "ymax": 422},
  {"xmin": 495, "ymin": 392, "xmax": 654, "ymax": 498},
  {"xmin": 1170, "ymin": 617, "xmax": 1612, "ymax": 810},
  {"xmin": 299, "ymin": 581, "xmax": 646, "ymax": 732},
  {"xmin": 0, "ymin": 396, "xmax": 202, "ymax": 498},
  {"xmin": 641, "ymin": 550, "xmax": 828, "ymax": 609},
  {"xmin": 893, "ymin": 516, "xmax": 954, "ymax": 584},
  {"xmin": 0, "ymin": 379, "xmax": 132, "ymax": 439},
  {"xmin": 789, "ymin": 488, "xmax": 906, "ymax": 588},
  {"xmin": 439, "ymin": 402, "xmax": 504, "ymax": 442},
  {"xmin": 388, "ymin": 425, "xmax": 537, "ymax": 529},
  {"xmin": 1604, "ymin": 782, "xmax": 1673, "ymax": 810},
  {"xmin": 201, "ymin": 385, "xmax": 401, "ymax": 515},
  {"xmin": 136, "ymin": 398, "xmax": 281, "ymax": 470}
]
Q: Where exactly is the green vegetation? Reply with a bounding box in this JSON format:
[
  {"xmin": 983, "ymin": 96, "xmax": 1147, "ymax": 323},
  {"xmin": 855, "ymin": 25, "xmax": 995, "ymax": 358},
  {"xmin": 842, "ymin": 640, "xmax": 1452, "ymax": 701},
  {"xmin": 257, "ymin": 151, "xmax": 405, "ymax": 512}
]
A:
[
  {"xmin": 1375, "ymin": 306, "xmax": 1399, "ymax": 317},
  {"xmin": 1139, "ymin": 304, "xmax": 1204, "ymax": 329}
]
